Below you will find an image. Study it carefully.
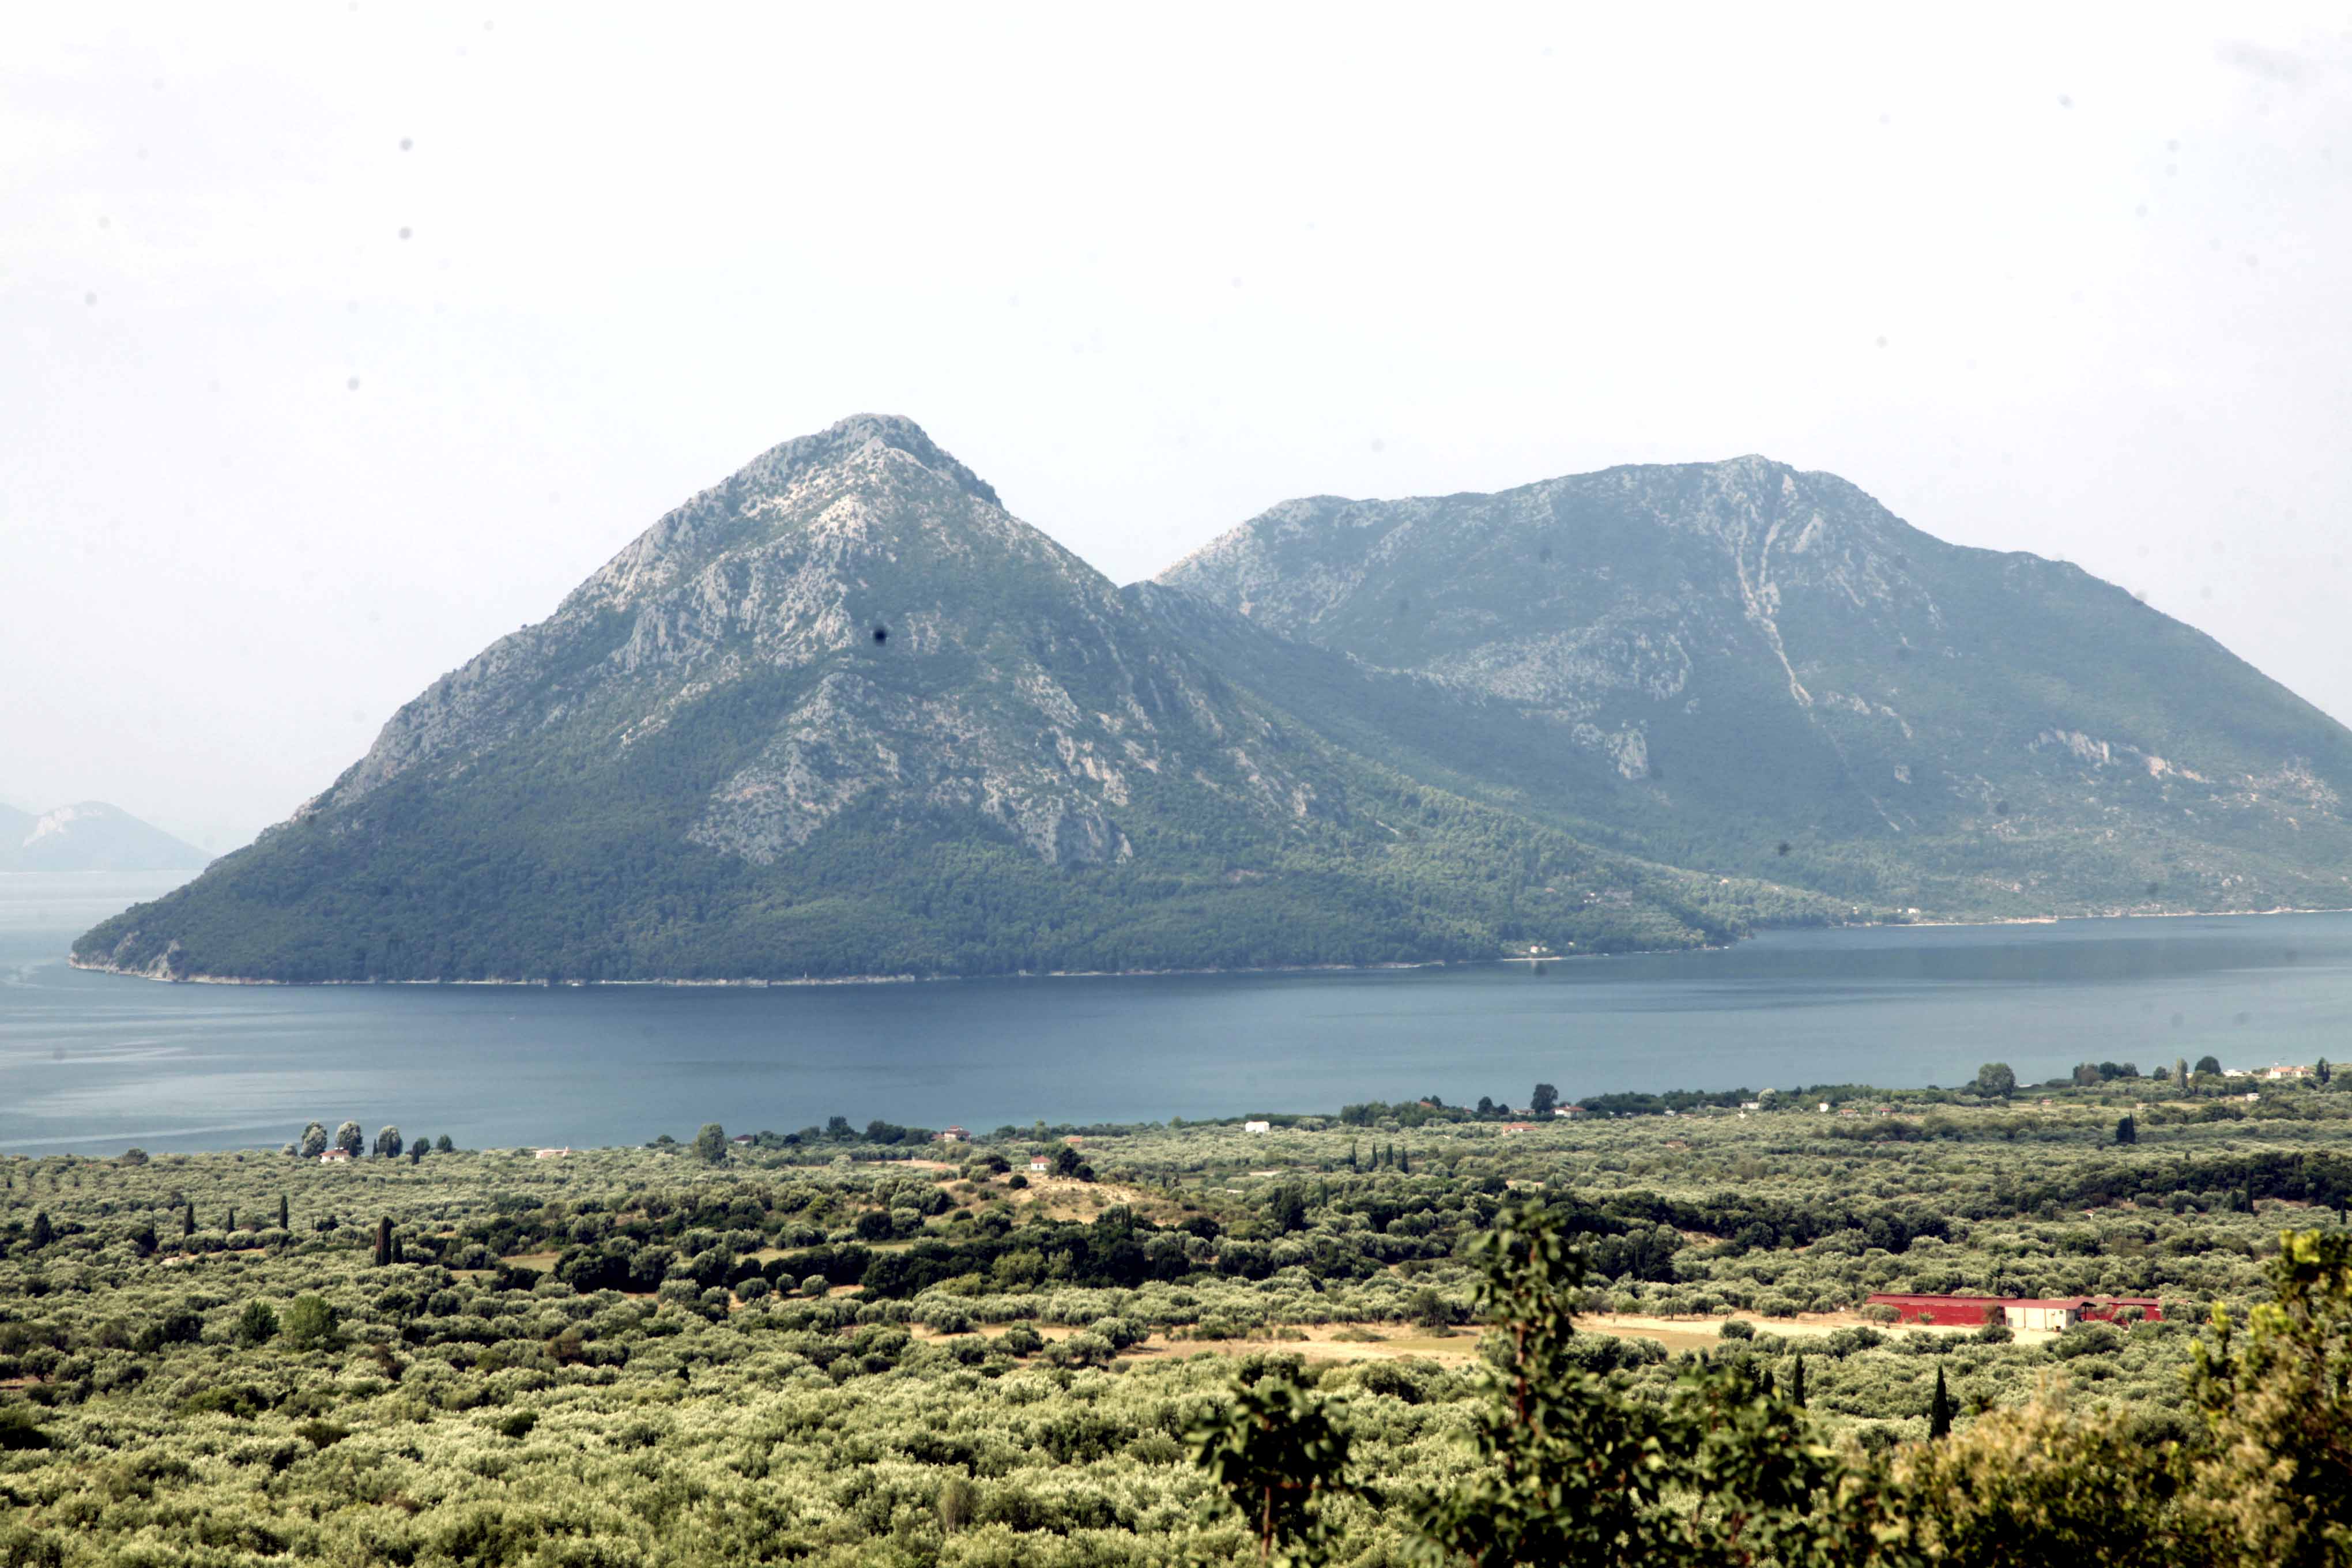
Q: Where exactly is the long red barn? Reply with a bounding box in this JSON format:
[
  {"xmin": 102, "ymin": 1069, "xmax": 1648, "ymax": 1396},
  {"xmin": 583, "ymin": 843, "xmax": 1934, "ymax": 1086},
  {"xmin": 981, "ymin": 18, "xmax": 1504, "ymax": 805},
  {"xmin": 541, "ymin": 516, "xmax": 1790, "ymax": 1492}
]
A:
[{"xmin": 1864, "ymin": 1293, "xmax": 2163, "ymax": 1327}]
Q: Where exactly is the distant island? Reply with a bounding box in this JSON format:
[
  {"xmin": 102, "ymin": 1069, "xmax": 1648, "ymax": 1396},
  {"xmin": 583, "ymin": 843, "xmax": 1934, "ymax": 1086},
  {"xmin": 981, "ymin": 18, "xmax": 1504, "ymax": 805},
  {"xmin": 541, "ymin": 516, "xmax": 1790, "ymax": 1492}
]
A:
[
  {"xmin": 1, "ymin": 800, "xmax": 209, "ymax": 874},
  {"xmin": 73, "ymin": 415, "xmax": 2352, "ymax": 983}
]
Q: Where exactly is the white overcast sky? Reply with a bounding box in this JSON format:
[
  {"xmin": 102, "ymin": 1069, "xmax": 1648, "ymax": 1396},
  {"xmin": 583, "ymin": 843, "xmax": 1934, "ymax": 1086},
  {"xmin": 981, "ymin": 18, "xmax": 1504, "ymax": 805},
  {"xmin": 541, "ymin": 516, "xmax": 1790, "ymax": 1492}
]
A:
[{"xmin": 5, "ymin": 5, "xmax": 2349, "ymax": 851}]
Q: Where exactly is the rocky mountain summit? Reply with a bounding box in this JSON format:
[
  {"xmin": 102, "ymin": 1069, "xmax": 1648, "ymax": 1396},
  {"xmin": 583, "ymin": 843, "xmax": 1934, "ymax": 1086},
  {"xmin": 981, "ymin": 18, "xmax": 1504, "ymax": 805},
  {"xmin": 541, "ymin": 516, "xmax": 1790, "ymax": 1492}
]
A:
[
  {"xmin": 1159, "ymin": 457, "xmax": 2352, "ymax": 913},
  {"xmin": 79, "ymin": 417, "xmax": 1789, "ymax": 982},
  {"xmin": 325, "ymin": 413, "xmax": 1294, "ymax": 870}
]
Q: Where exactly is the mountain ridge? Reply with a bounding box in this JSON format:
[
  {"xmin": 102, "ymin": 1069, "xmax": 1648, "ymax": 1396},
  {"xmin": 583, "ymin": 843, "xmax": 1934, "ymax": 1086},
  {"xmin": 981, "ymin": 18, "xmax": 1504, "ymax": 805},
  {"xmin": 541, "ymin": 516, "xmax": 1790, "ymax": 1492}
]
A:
[{"xmin": 1158, "ymin": 453, "xmax": 2352, "ymax": 917}]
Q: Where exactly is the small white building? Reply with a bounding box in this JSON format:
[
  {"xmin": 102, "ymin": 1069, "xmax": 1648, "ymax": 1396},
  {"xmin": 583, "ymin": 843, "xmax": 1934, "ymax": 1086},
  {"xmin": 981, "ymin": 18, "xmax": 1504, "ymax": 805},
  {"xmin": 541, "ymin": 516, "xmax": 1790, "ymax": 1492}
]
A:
[
  {"xmin": 934, "ymin": 1126, "xmax": 969, "ymax": 1144},
  {"xmin": 533, "ymin": 1148, "xmax": 575, "ymax": 1160},
  {"xmin": 318, "ymin": 1148, "xmax": 351, "ymax": 1163},
  {"xmin": 2002, "ymin": 1300, "xmax": 2083, "ymax": 1332},
  {"xmin": 1243, "ymin": 1120, "xmax": 1272, "ymax": 1134},
  {"xmin": 1028, "ymin": 1156, "xmax": 1052, "ymax": 1173}
]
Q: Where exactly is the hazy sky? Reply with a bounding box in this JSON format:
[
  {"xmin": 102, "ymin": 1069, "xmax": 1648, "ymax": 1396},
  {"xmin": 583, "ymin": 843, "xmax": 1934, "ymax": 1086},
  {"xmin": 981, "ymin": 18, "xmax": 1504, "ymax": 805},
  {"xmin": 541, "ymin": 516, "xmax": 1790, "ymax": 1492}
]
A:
[{"xmin": 6, "ymin": 6, "xmax": 2350, "ymax": 851}]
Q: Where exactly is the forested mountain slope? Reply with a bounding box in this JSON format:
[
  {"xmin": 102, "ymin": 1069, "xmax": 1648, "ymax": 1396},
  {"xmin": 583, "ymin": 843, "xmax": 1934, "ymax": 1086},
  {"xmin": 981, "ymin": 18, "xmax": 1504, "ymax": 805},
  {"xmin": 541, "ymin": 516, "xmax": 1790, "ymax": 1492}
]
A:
[
  {"xmin": 74, "ymin": 419, "xmax": 1815, "ymax": 982},
  {"xmin": 1158, "ymin": 458, "xmax": 2352, "ymax": 916}
]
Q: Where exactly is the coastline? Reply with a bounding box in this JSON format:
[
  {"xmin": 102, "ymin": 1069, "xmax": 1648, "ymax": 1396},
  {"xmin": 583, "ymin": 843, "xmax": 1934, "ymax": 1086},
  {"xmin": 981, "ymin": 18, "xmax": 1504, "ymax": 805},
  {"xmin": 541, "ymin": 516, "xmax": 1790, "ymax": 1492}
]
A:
[
  {"xmin": 1900, "ymin": 903, "xmax": 2352, "ymax": 931},
  {"xmin": 61, "ymin": 899, "xmax": 2352, "ymax": 990},
  {"xmin": 62, "ymin": 953, "xmax": 1475, "ymax": 989}
]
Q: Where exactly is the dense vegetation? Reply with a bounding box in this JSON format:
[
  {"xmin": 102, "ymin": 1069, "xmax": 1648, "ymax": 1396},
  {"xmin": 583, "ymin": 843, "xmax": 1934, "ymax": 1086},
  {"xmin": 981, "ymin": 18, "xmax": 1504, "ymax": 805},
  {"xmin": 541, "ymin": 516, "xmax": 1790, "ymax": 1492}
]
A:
[
  {"xmin": 7, "ymin": 1064, "xmax": 2352, "ymax": 1563},
  {"xmin": 67, "ymin": 738, "xmax": 1845, "ymax": 982}
]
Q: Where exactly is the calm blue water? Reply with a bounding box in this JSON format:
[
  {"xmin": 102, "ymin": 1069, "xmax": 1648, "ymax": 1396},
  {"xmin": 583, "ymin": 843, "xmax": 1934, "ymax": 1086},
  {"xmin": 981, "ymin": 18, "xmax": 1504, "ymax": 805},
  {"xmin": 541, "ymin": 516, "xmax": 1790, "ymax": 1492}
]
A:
[{"xmin": 3, "ymin": 872, "xmax": 2347, "ymax": 1155}]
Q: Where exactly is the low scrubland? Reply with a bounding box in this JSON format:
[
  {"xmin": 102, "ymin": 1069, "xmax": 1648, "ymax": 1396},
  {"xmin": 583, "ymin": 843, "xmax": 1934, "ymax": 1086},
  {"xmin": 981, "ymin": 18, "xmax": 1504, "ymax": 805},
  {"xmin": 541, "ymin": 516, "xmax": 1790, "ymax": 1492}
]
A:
[{"xmin": 4, "ymin": 1068, "xmax": 2351, "ymax": 1565}]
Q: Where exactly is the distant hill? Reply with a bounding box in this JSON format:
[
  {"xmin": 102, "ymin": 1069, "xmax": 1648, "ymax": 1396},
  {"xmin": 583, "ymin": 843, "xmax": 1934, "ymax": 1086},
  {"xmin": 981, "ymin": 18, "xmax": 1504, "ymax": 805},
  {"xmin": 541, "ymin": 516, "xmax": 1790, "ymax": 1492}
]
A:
[
  {"xmin": 1156, "ymin": 457, "xmax": 2352, "ymax": 917},
  {"xmin": 3, "ymin": 802, "xmax": 212, "ymax": 873},
  {"xmin": 76, "ymin": 417, "xmax": 1814, "ymax": 982}
]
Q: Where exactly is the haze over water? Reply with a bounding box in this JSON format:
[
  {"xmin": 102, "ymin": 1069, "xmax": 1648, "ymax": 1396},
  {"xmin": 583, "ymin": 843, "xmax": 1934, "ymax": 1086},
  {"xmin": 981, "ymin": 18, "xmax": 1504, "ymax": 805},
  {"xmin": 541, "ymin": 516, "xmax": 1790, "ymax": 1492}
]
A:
[{"xmin": 3, "ymin": 872, "xmax": 2346, "ymax": 1156}]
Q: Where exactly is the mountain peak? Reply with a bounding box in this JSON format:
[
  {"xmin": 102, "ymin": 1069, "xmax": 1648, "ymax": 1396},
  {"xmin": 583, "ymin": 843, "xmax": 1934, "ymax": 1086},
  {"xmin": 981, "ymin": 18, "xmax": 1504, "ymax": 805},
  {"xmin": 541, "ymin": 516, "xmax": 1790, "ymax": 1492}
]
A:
[{"xmin": 730, "ymin": 413, "xmax": 1000, "ymax": 508}]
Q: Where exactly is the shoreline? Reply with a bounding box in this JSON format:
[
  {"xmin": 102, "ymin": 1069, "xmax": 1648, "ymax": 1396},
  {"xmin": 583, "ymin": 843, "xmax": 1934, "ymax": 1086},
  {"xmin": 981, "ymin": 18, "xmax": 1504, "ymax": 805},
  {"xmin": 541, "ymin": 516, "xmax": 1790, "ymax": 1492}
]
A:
[
  {"xmin": 61, "ymin": 899, "xmax": 2352, "ymax": 989},
  {"xmin": 62, "ymin": 953, "xmax": 1478, "ymax": 989},
  {"xmin": 1900, "ymin": 903, "xmax": 2352, "ymax": 931}
]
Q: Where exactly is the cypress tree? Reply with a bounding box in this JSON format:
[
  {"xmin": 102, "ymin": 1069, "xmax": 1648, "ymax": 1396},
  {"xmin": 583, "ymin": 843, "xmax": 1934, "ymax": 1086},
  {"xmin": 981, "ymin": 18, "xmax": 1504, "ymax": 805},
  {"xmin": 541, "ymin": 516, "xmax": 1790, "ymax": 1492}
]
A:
[
  {"xmin": 1400, "ymin": 1147, "xmax": 1411, "ymax": 1175},
  {"xmin": 374, "ymin": 1216, "xmax": 394, "ymax": 1267},
  {"xmin": 1929, "ymin": 1366, "xmax": 1953, "ymax": 1438},
  {"xmin": 226, "ymin": 1207, "xmax": 236, "ymax": 1232},
  {"xmin": 278, "ymin": 1194, "xmax": 289, "ymax": 1231},
  {"xmin": 182, "ymin": 1202, "xmax": 195, "ymax": 1237},
  {"xmin": 1791, "ymin": 1355, "xmax": 1807, "ymax": 1408},
  {"xmin": 29, "ymin": 1211, "xmax": 51, "ymax": 1249}
]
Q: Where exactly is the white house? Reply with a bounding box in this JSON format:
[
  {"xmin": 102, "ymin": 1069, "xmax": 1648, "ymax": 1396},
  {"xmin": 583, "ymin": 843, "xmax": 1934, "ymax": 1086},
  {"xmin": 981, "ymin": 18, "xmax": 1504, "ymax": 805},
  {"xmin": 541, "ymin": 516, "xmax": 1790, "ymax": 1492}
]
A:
[
  {"xmin": 318, "ymin": 1148, "xmax": 351, "ymax": 1163},
  {"xmin": 1028, "ymin": 1156, "xmax": 1052, "ymax": 1173},
  {"xmin": 533, "ymin": 1148, "xmax": 574, "ymax": 1160},
  {"xmin": 1244, "ymin": 1120, "xmax": 1272, "ymax": 1134},
  {"xmin": 2002, "ymin": 1300, "xmax": 2083, "ymax": 1332}
]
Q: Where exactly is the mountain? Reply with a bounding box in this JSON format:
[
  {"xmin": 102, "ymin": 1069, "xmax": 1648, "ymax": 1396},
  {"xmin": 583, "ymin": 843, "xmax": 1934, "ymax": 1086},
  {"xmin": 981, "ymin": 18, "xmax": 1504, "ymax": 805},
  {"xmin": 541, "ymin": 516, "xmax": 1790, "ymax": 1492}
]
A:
[
  {"xmin": 1156, "ymin": 457, "xmax": 2352, "ymax": 917},
  {"xmin": 1, "ymin": 802, "xmax": 211, "ymax": 873},
  {"xmin": 75, "ymin": 417, "xmax": 1818, "ymax": 983}
]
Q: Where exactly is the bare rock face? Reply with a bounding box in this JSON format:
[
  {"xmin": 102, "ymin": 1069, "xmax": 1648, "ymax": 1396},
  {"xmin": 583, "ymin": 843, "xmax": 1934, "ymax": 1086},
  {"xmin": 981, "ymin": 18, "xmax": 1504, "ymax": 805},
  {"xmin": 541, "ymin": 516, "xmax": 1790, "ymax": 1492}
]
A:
[{"xmin": 320, "ymin": 414, "xmax": 1309, "ymax": 872}]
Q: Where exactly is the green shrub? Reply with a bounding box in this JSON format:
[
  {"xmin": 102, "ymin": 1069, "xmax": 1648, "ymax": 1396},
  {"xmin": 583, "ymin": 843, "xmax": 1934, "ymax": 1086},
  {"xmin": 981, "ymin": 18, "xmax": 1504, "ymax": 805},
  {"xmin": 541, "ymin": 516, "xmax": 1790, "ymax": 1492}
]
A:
[
  {"xmin": 233, "ymin": 1299, "xmax": 279, "ymax": 1346},
  {"xmin": 282, "ymin": 1294, "xmax": 338, "ymax": 1349}
]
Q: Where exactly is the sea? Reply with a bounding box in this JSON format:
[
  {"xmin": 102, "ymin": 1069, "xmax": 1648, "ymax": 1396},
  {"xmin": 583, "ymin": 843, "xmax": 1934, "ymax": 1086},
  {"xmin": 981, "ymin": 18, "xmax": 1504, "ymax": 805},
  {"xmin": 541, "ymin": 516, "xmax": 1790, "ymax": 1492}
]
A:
[{"xmin": 2, "ymin": 871, "xmax": 2346, "ymax": 1155}]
